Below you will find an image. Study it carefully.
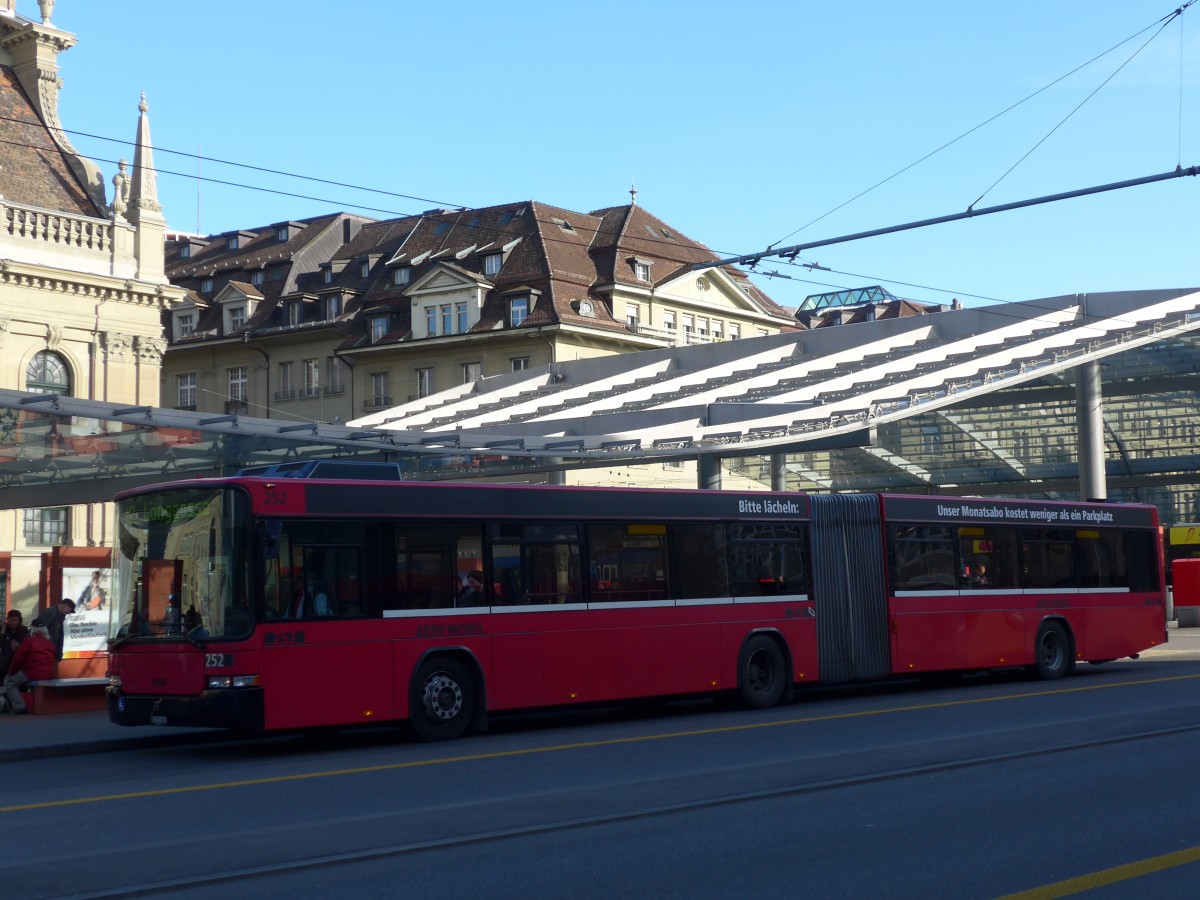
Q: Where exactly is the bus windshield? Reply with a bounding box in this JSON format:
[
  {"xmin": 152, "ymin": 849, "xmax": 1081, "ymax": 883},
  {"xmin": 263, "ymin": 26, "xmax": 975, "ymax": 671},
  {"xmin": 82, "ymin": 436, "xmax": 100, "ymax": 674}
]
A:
[{"xmin": 110, "ymin": 486, "xmax": 253, "ymax": 643}]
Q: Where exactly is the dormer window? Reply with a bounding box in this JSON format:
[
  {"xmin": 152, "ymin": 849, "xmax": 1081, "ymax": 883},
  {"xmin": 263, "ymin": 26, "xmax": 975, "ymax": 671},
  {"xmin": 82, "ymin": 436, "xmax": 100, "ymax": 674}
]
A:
[
  {"xmin": 229, "ymin": 307, "xmax": 246, "ymax": 330},
  {"xmin": 287, "ymin": 301, "xmax": 302, "ymax": 326},
  {"xmin": 276, "ymin": 226, "xmax": 289, "ymax": 242},
  {"xmin": 201, "ymin": 278, "xmax": 214, "ymax": 293},
  {"xmin": 483, "ymin": 253, "xmax": 502, "ymax": 276},
  {"xmin": 392, "ymin": 266, "xmax": 410, "ymax": 286},
  {"xmin": 177, "ymin": 313, "xmax": 195, "ymax": 338},
  {"xmin": 323, "ymin": 268, "xmax": 333, "ymax": 285},
  {"xmin": 226, "ymin": 235, "xmax": 239, "ymax": 251},
  {"xmin": 509, "ymin": 295, "xmax": 529, "ymax": 328},
  {"xmin": 370, "ymin": 314, "xmax": 389, "ymax": 343},
  {"xmin": 324, "ymin": 294, "xmax": 342, "ymax": 320},
  {"xmin": 635, "ymin": 261, "xmax": 651, "ymax": 282},
  {"xmin": 359, "ymin": 260, "xmax": 370, "ymax": 278},
  {"xmin": 180, "ymin": 245, "xmax": 191, "ymax": 259},
  {"xmin": 250, "ymin": 271, "xmax": 264, "ymax": 286}
]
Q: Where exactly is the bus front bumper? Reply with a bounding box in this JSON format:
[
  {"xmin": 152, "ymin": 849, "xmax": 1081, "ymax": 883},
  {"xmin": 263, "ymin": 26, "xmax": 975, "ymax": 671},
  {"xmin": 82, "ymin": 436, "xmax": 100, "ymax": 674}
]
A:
[{"xmin": 107, "ymin": 686, "xmax": 265, "ymax": 732}]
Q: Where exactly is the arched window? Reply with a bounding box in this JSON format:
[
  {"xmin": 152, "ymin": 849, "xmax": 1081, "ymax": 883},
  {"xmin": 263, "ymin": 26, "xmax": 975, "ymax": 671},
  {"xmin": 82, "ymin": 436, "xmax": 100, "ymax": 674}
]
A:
[{"xmin": 26, "ymin": 351, "xmax": 70, "ymax": 395}]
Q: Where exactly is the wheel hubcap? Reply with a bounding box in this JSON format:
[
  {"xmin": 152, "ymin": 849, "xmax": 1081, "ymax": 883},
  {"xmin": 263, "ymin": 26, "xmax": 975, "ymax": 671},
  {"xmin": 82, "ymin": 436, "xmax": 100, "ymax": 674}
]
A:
[
  {"xmin": 421, "ymin": 673, "xmax": 463, "ymax": 721},
  {"xmin": 748, "ymin": 650, "xmax": 772, "ymax": 693}
]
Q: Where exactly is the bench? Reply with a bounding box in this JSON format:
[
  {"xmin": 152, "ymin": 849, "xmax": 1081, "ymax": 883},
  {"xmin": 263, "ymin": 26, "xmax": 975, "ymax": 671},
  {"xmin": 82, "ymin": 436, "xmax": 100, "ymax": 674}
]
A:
[{"xmin": 24, "ymin": 677, "xmax": 108, "ymax": 715}]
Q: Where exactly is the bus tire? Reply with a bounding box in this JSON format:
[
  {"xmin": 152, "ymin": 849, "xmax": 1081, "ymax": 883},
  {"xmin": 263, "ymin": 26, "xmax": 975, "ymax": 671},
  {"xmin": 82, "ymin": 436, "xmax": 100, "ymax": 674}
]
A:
[
  {"xmin": 1033, "ymin": 622, "xmax": 1071, "ymax": 680},
  {"xmin": 737, "ymin": 635, "xmax": 786, "ymax": 710},
  {"xmin": 410, "ymin": 656, "xmax": 475, "ymax": 742}
]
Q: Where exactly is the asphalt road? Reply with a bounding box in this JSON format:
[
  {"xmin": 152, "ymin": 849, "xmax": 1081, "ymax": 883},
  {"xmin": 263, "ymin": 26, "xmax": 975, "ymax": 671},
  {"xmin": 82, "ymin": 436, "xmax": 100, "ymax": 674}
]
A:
[{"xmin": 6, "ymin": 637, "xmax": 1200, "ymax": 899}]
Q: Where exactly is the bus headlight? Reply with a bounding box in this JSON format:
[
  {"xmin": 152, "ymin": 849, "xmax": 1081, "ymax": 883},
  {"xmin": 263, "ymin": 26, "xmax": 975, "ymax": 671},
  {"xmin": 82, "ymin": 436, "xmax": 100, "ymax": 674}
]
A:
[{"xmin": 207, "ymin": 675, "xmax": 261, "ymax": 689}]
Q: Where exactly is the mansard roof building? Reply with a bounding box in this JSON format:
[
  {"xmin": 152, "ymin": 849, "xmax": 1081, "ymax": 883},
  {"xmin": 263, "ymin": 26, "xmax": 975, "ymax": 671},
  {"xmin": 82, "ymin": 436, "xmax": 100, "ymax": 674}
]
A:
[{"xmin": 162, "ymin": 199, "xmax": 797, "ymax": 422}]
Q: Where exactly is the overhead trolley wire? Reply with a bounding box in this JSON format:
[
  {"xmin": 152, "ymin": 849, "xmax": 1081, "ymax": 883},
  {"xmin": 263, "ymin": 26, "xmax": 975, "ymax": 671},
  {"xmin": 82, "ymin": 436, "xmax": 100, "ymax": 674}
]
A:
[{"xmin": 768, "ymin": 1, "xmax": 1197, "ymax": 250}]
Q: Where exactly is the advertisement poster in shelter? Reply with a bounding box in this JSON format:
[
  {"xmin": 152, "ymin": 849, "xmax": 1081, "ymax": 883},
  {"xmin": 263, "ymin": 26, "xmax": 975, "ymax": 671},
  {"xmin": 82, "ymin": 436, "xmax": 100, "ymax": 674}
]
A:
[{"xmin": 62, "ymin": 567, "xmax": 112, "ymax": 658}]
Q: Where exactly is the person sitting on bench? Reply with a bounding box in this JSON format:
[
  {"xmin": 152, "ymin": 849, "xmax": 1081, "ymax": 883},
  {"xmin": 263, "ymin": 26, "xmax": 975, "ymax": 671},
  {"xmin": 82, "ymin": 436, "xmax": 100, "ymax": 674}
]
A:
[{"xmin": 1, "ymin": 617, "xmax": 56, "ymax": 715}]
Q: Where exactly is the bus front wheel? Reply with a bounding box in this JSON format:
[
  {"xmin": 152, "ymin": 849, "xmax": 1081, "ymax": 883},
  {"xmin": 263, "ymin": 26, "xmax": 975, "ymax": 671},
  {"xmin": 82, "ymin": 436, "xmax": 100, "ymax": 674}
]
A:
[
  {"xmin": 410, "ymin": 656, "xmax": 475, "ymax": 741},
  {"xmin": 1033, "ymin": 622, "xmax": 1072, "ymax": 680},
  {"xmin": 737, "ymin": 635, "xmax": 786, "ymax": 710}
]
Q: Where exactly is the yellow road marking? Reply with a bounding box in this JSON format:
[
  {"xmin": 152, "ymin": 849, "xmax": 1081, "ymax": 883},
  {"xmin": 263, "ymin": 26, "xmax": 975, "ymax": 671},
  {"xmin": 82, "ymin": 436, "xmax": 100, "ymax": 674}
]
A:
[
  {"xmin": 4, "ymin": 672, "xmax": 1198, "ymax": 815},
  {"xmin": 996, "ymin": 844, "xmax": 1200, "ymax": 898}
]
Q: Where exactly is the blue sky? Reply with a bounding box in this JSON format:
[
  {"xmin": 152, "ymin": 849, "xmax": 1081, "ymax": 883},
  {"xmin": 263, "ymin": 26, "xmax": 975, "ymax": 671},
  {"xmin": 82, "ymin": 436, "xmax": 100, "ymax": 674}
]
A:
[{"xmin": 46, "ymin": 0, "xmax": 1199, "ymax": 311}]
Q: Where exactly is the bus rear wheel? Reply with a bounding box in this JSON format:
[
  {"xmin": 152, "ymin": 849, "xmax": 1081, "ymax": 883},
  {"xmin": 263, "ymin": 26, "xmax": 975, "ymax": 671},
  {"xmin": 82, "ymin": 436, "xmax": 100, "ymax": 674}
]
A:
[
  {"xmin": 1033, "ymin": 622, "xmax": 1071, "ymax": 680},
  {"xmin": 738, "ymin": 635, "xmax": 786, "ymax": 710},
  {"xmin": 410, "ymin": 656, "xmax": 475, "ymax": 741}
]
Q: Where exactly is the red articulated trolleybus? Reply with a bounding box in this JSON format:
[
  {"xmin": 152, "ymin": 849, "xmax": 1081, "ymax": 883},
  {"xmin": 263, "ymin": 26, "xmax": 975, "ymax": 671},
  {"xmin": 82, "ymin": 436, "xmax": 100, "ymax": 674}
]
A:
[{"xmin": 105, "ymin": 463, "xmax": 1167, "ymax": 740}]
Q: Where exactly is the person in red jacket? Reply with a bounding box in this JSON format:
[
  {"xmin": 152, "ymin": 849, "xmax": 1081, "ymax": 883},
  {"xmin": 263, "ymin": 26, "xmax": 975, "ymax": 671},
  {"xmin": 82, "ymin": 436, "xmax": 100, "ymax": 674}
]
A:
[{"xmin": 1, "ymin": 617, "xmax": 56, "ymax": 715}]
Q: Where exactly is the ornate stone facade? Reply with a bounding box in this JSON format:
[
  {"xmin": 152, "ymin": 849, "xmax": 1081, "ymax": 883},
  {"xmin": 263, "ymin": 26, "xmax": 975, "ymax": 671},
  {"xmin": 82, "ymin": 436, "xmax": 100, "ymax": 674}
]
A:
[{"xmin": 0, "ymin": 3, "xmax": 185, "ymax": 623}]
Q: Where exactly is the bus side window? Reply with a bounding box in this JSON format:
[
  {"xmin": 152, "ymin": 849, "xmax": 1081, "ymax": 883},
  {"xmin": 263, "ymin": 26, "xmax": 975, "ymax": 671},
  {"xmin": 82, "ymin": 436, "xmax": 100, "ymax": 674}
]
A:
[
  {"xmin": 728, "ymin": 524, "xmax": 806, "ymax": 596},
  {"xmin": 586, "ymin": 523, "xmax": 668, "ymax": 603},
  {"xmin": 489, "ymin": 523, "xmax": 580, "ymax": 606},
  {"xmin": 671, "ymin": 523, "xmax": 730, "ymax": 599}
]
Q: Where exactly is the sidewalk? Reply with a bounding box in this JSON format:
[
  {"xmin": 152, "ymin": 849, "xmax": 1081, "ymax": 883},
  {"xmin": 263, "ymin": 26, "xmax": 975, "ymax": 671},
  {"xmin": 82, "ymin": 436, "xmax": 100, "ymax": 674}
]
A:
[{"xmin": 0, "ymin": 708, "xmax": 227, "ymax": 763}]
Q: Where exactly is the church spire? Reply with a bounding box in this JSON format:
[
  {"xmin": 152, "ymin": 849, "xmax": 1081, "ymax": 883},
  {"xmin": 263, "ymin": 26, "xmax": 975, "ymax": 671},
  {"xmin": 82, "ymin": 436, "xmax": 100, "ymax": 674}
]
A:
[
  {"xmin": 126, "ymin": 92, "xmax": 168, "ymax": 283},
  {"xmin": 127, "ymin": 92, "xmax": 163, "ymax": 222}
]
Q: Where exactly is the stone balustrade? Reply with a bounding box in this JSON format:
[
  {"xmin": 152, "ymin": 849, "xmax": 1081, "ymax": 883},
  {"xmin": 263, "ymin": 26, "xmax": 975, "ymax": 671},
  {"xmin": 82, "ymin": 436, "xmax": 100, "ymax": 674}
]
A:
[{"xmin": 0, "ymin": 199, "xmax": 136, "ymax": 279}]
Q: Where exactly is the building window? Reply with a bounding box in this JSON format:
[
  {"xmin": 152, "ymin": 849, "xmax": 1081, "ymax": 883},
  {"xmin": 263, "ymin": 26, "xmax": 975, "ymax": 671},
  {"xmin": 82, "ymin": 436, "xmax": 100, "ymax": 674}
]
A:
[
  {"xmin": 729, "ymin": 323, "xmax": 740, "ymax": 340},
  {"xmin": 697, "ymin": 317, "xmax": 709, "ymax": 338},
  {"xmin": 179, "ymin": 245, "xmax": 191, "ymax": 259},
  {"xmin": 682, "ymin": 315, "xmax": 694, "ymax": 341},
  {"xmin": 456, "ymin": 302, "xmax": 468, "ymax": 333},
  {"xmin": 635, "ymin": 261, "xmax": 651, "ymax": 282},
  {"xmin": 229, "ymin": 307, "xmax": 246, "ymax": 330},
  {"xmin": 228, "ymin": 367, "xmax": 247, "ymax": 402},
  {"xmin": 23, "ymin": 508, "xmax": 67, "ymax": 546},
  {"xmin": 177, "ymin": 373, "xmax": 196, "ymax": 409},
  {"xmin": 276, "ymin": 226, "xmax": 289, "ymax": 242},
  {"xmin": 323, "ymin": 268, "xmax": 333, "ymax": 285},
  {"xmin": 359, "ymin": 260, "xmax": 370, "ymax": 278},
  {"xmin": 201, "ymin": 278, "xmax": 214, "ymax": 293},
  {"xmin": 277, "ymin": 362, "xmax": 294, "ymax": 400},
  {"xmin": 426, "ymin": 307, "xmax": 437, "ymax": 337},
  {"xmin": 511, "ymin": 357, "xmax": 529, "ymax": 372},
  {"xmin": 370, "ymin": 315, "xmax": 388, "ymax": 343},
  {"xmin": 178, "ymin": 313, "xmax": 195, "ymax": 337},
  {"xmin": 416, "ymin": 367, "xmax": 433, "ymax": 398},
  {"xmin": 370, "ymin": 372, "xmax": 390, "ymax": 407},
  {"xmin": 441, "ymin": 304, "xmax": 453, "ymax": 335},
  {"xmin": 510, "ymin": 295, "xmax": 529, "ymax": 328},
  {"xmin": 250, "ymin": 270, "xmax": 264, "ymax": 286},
  {"xmin": 626, "ymin": 303, "xmax": 640, "ymax": 329},
  {"xmin": 712, "ymin": 320, "xmax": 723, "ymax": 341},
  {"xmin": 326, "ymin": 357, "xmax": 345, "ymax": 394},
  {"xmin": 463, "ymin": 362, "xmax": 482, "ymax": 383},
  {"xmin": 324, "ymin": 294, "xmax": 342, "ymax": 320},
  {"xmin": 269, "ymin": 266, "xmax": 284, "ymax": 281},
  {"xmin": 226, "ymin": 235, "xmax": 239, "ymax": 251},
  {"xmin": 663, "ymin": 311, "xmax": 676, "ymax": 333},
  {"xmin": 303, "ymin": 359, "xmax": 320, "ymax": 397},
  {"xmin": 26, "ymin": 351, "xmax": 70, "ymax": 395},
  {"xmin": 484, "ymin": 253, "xmax": 502, "ymax": 276},
  {"xmin": 288, "ymin": 302, "xmax": 302, "ymax": 326},
  {"xmin": 393, "ymin": 266, "xmax": 410, "ymax": 286}
]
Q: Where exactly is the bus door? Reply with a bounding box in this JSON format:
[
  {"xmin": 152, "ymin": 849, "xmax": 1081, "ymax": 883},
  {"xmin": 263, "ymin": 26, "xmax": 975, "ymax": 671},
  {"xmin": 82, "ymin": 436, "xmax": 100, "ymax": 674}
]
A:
[
  {"xmin": 259, "ymin": 520, "xmax": 391, "ymax": 729},
  {"xmin": 959, "ymin": 527, "xmax": 1023, "ymax": 669},
  {"xmin": 490, "ymin": 524, "xmax": 599, "ymax": 705},
  {"xmin": 886, "ymin": 522, "xmax": 965, "ymax": 673}
]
